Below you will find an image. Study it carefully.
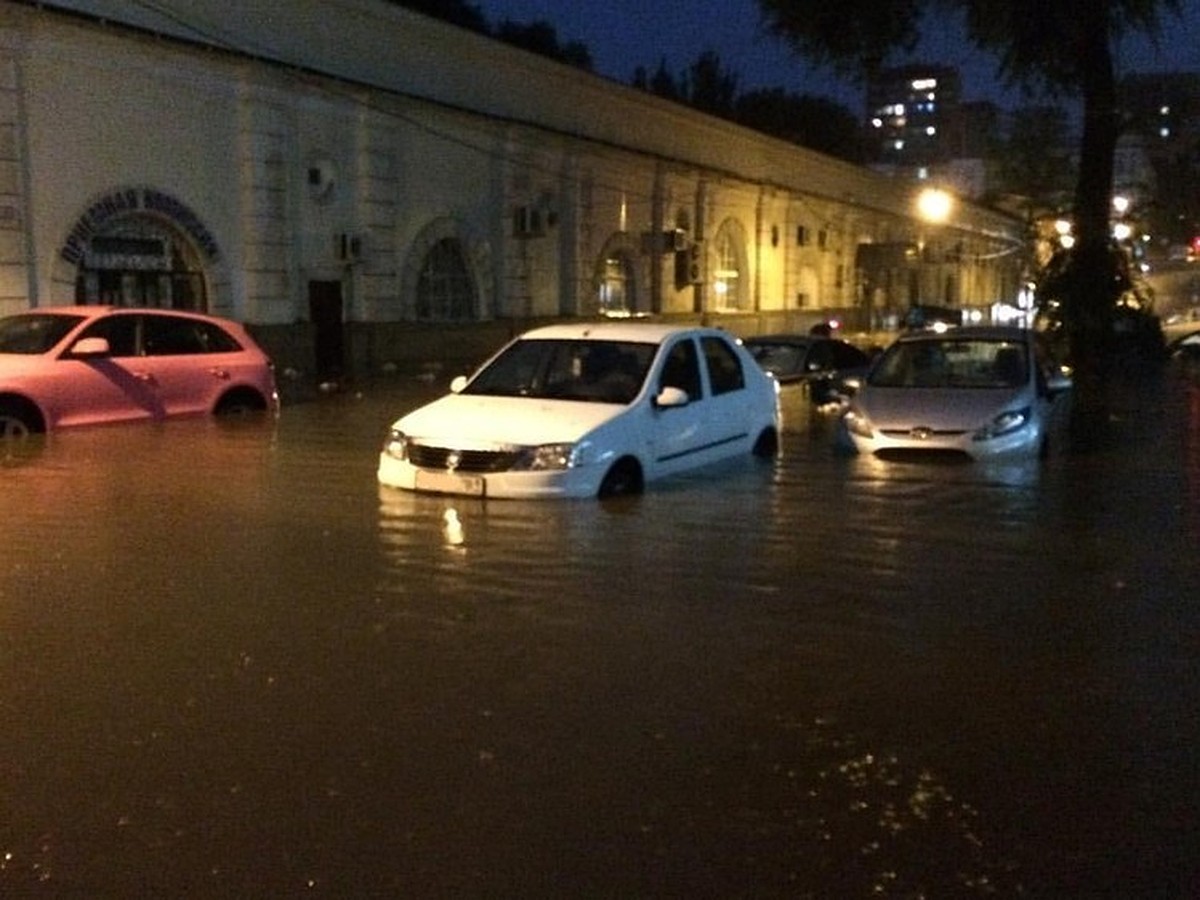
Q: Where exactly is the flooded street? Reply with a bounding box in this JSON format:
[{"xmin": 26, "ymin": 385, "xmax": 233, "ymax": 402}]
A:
[{"xmin": 2, "ymin": 373, "xmax": 1198, "ymax": 897}]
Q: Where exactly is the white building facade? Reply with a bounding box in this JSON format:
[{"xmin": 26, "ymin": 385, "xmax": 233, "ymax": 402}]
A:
[{"xmin": 0, "ymin": 0, "xmax": 1025, "ymax": 382}]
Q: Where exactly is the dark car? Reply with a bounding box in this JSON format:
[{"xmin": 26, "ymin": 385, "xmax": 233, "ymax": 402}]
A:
[
  {"xmin": 744, "ymin": 334, "xmax": 872, "ymax": 405},
  {"xmin": 1168, "ymin": 329, "xmax": 1200, "ymax": 361},
  {"xmin": 902, "ymin": 304, "xmax": 963, "ymax": 332}
]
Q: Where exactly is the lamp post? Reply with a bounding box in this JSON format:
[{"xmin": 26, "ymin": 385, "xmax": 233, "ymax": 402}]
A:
[{"xmin": 913, "ymin": 187, "xmax": 955, "ymax": 310}]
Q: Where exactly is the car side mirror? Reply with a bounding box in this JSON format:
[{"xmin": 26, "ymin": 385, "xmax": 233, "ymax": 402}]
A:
[
  {"xmin": 654, "ymin": 385, "xmax": 690, "ymax": 408},
  {"xmin": 70, "ymin": 336, "xmax": 111, "ymax": 358},
  {"xmin": 449, "ymin": 375, "xmax": 468, "ymax": 393}
]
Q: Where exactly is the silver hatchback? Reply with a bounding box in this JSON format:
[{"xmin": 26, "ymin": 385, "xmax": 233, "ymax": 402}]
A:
[{"xmin": 840, "ymin": 326, "xmax": 1072, "ymax": 461}]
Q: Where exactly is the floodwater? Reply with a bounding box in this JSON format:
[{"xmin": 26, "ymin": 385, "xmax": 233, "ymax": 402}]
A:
[{"xmin": 2, "ymin": 371, "xmax": 1198, "ymax": 898}]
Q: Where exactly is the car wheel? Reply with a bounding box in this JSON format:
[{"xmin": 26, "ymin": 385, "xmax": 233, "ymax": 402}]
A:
[
  {"xmin": 598, "ymin": 458, "xmax": 643, "ymax": 499},
  {"xmin": 751, "ymin": 428, "xmax": 779, "ymax": 458},
  {"xmin": 0, "ymin": 401, "xmax": 42, "ymax": 441},
  {"xmin": 214, "ymin": 389, "xmax": 268, "ymax": 416}
]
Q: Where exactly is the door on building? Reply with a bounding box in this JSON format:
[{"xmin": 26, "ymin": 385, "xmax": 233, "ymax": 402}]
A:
[{"xmin": 308, "ymin": 280, "xmax": 345, "ymax": 387}]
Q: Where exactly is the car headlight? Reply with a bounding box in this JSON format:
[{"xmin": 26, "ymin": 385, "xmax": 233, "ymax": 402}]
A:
[
  {"xmin": 843, "ymin": 408, "xmax": 874, "ymax": 439},
  {"xmin": 514, "ymin": 442, "xmax": 587, "ymax": 471},
  {"xmin": 383, "ymin": 428, "xmax": 410, "ymax": 460},
  {"xmin": 973, "ymin": 407, "xmax": 1031, "ymax": 441}
]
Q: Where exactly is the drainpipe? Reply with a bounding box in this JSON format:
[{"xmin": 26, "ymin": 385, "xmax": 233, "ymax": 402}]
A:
[
  {"xmin": 650, "ymin": 162, "xmax": 665, "ymax": 314},
  {"xmin": 693, "ymin": 178, "xmax": 707, "ymax": 316}
]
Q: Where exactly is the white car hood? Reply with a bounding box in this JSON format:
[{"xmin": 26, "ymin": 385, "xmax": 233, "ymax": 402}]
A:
[
  {"xmin": 858, "ymin": 386, "xmax": 1029, "ymax": 430},
  {"xmin": 392, "ymin": 393, "xmax": 627, "ymax": 448}
]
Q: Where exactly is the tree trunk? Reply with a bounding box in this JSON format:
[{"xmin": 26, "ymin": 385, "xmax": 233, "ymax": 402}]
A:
[{"xmin": 1062, "ymin": 2, "xmax": 1121, "ymax": 449}]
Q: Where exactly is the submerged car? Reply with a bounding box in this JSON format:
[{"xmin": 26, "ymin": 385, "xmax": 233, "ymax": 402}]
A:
[
  {"xmin": 377, "ymin": 322, "xmax": 781, "ymax": 499},
  {"xmin": 0, "ymin": 306, "xmax": 278, "ymax": 437},
  {"xmin": 744, "ymin": 333, "xmax": 871, "ymax": 404},
  {"xmin": 839, "ymin": 326, "xmax": 1071, "ymax": 461},
  {"xmin": 1168, "ymin": 329, "xmax": 1200, "ymax": 361}
]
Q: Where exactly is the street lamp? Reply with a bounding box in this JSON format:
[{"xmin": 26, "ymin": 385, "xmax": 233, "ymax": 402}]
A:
[{"xmin": 916, "ymin": 187, "xmax": 954, "ymax": 224}]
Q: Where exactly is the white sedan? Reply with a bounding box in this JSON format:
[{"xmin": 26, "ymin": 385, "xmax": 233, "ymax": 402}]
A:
[
  {"xmin": 839, "ymin": 326, "xmax": 1072, "ymax": 461},
  {"xmin": 378, "ymin": 323, "xmax": 781, "ymax": 499}
]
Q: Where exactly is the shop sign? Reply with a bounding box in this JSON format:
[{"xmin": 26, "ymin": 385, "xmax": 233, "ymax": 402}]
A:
[{"xmin": 61, "ymin": 188, "xmax": 221, "ymax": 266}]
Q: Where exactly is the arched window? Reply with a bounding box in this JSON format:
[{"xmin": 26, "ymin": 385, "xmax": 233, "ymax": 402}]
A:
[
  {"xmin": 711, "ymin": 219, "xmax": 747, "ymax": 311},
  {"xmin": 416, "ymin": 237, "xmax": 476, "ymax": 321}
]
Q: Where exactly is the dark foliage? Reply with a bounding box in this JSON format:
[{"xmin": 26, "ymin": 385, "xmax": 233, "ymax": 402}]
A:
[
  {"xmin": 385, "ymin": 0, "xmax": 489, "ymax": 33},
  {"xmin": 735, "ymin": 88, "xmax": 869, "ymax": 162}
]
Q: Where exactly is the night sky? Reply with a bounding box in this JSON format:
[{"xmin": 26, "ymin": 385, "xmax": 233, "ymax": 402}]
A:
[{"xmin": 478, "ymin": 0, "xmax": 1200, "ymax": 112}]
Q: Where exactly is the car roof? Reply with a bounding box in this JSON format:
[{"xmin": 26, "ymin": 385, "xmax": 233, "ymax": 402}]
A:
[
  {"xmin": 517, "ymin": 322, "xmax": 735, "ymax": 344},
  {"xmin": 5, "ymin": 305, "xmax": 102, "ymax": 316},
  {"xmin": 745, "ymin": 334, "xmax": 817, "ymax": 344},
  {"xmin": 8, "ymin": 305, "xmax": 239, "ymax": 325},
  {"xmin": 893, "ymin": 325, "xmax": 1033, "ymax": 343}
]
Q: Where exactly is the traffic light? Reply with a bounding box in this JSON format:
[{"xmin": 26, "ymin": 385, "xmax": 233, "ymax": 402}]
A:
[{"xmin": 674, "ymin": 241, "xmax": 703, "ymax": 290}]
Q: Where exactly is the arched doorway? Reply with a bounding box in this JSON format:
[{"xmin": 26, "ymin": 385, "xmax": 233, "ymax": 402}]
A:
[{"xmin": 593, "ymin": 233, "xmax": 642, "ymax": 316}]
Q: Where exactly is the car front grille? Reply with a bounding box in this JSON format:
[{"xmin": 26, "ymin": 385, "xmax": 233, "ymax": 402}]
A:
[
  {"xmin": 408, "ymin": 443, "xmax": 523, "ymax": 473},
  {"xmin": 879, "ymin": 428, "xmax": 968, "ymax": 438}
]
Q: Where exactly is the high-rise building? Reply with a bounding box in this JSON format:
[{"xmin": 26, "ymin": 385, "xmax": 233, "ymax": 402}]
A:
[
  {"xmin": 866, "ymin": 64, "xmax": 962, "ymax": 170},
  {"xmin": 1117, "ymin": 72, "xmax": 1200, "ymax": 247}
]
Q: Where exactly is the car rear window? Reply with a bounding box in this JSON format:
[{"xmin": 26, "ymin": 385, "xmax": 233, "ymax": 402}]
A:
[
  {"xmin": 142, "ymin": 316, "xmax": 242, "ymax": 355},
  {"xmin": 0, "ymin": 314, "xmax": 85, "ymax": 354}
]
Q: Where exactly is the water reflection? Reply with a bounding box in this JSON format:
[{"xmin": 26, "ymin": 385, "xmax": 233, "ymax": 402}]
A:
[{"xmin": 0, "ymin": 382, "xmax": 1196, "ymax": 896}]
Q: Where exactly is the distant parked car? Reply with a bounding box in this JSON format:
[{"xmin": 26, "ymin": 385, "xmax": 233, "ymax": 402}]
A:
[
  {"xmin": 744, "ymin": 334, "xmax": 872, "ymax": 404},
  {"xmin": 378, "ymin": 322, "xmax": 781, "ymax": 499},
  {"xmin": 902, "ymin": 304, "xmax": 963, "ymax": 332},
  {"xmin": 839, "ymin": 326, "xmax": 1071, "ymax": 461},
  {"xmin": 0, "ymin": 306, "xmax": 278, "ymax": 438},
  {"xmin": 1168, "ymin": 329, "xmax": 1200, "ymax": 360}
]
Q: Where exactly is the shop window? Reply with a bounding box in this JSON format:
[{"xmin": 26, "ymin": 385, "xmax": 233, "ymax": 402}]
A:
[
  {"xmin": 598, "ymin": 253, "xmax": 634, "ymax": 315},
  {"xmin": 416, "ymin": 238, "xmax": 476, "ymax": 321},
  {"xmin": 73, "ymin": 221, "xmax": 207, "ymax": 311}
]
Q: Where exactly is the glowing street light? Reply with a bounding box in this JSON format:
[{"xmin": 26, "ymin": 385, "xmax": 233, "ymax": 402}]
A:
[{"xmin": 916, "ymin": 187, "xmax": 954, "ymax": 224}]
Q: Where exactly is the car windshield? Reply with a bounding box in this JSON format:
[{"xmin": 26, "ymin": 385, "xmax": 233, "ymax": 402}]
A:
[
  {"xmin": 0, "ymin": 313, "xmax": 86, "ymax": 354},
  {"xmin": 748, "ymin": 342, "xmax": 808, "ymax": 375},
  {"xmin": 463, "ymin": 338, "xmax": 657, "ymax": 404},
  {"xmin": 869, "ymin": 338, "xmax": 1028, "ymax": 389}
]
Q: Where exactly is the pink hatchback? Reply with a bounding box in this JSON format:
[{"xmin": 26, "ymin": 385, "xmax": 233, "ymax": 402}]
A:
[{"xmin": 0, "ymin": 306, "xmax": 279, "ymax": 438}]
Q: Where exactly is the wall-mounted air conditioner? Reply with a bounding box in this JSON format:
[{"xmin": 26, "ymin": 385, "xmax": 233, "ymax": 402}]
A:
[
  {"xmin": 513, "ymin": 205, "xmax": 545, "ymax": 238},
  {"xmin": 336, "ymin": 232, "xmax": 363, "ymax": 262}
]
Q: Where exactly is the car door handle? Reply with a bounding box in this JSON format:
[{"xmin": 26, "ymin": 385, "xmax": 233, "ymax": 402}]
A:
[
  {"xmin": 133, "ymin": 371, "xmax": 156, "ymax": 384},
  {"xmin": 209, "ymin": 367, "xmax": 231, "ymax": 380}
]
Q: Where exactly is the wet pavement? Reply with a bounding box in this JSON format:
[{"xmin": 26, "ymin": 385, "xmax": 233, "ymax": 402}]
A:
[{"xmin": 1, "ymin": 365, "xmax": 1198, "ymax": 897}]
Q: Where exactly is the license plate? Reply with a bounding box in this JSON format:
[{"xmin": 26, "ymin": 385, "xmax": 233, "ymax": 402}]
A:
[{"xmin": 415, "ymin": 469, "xmax": 485, "ymax": 496}]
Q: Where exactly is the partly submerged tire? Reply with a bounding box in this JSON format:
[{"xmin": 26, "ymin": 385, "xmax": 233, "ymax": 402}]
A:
[
  {"xmin": 214, "ymin": 389, "xmax": 268, "ymax": 417},
  {"xmin": 0, "ymin": 400, "xmax": 42, "ymax": 441},
  {"xmin": 597, "ymin": 458, "xmax": 643, "ymax": 499},
  {"xmin": 752, "ymin": 428, "xmax": 779, "ymax": 458}
]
